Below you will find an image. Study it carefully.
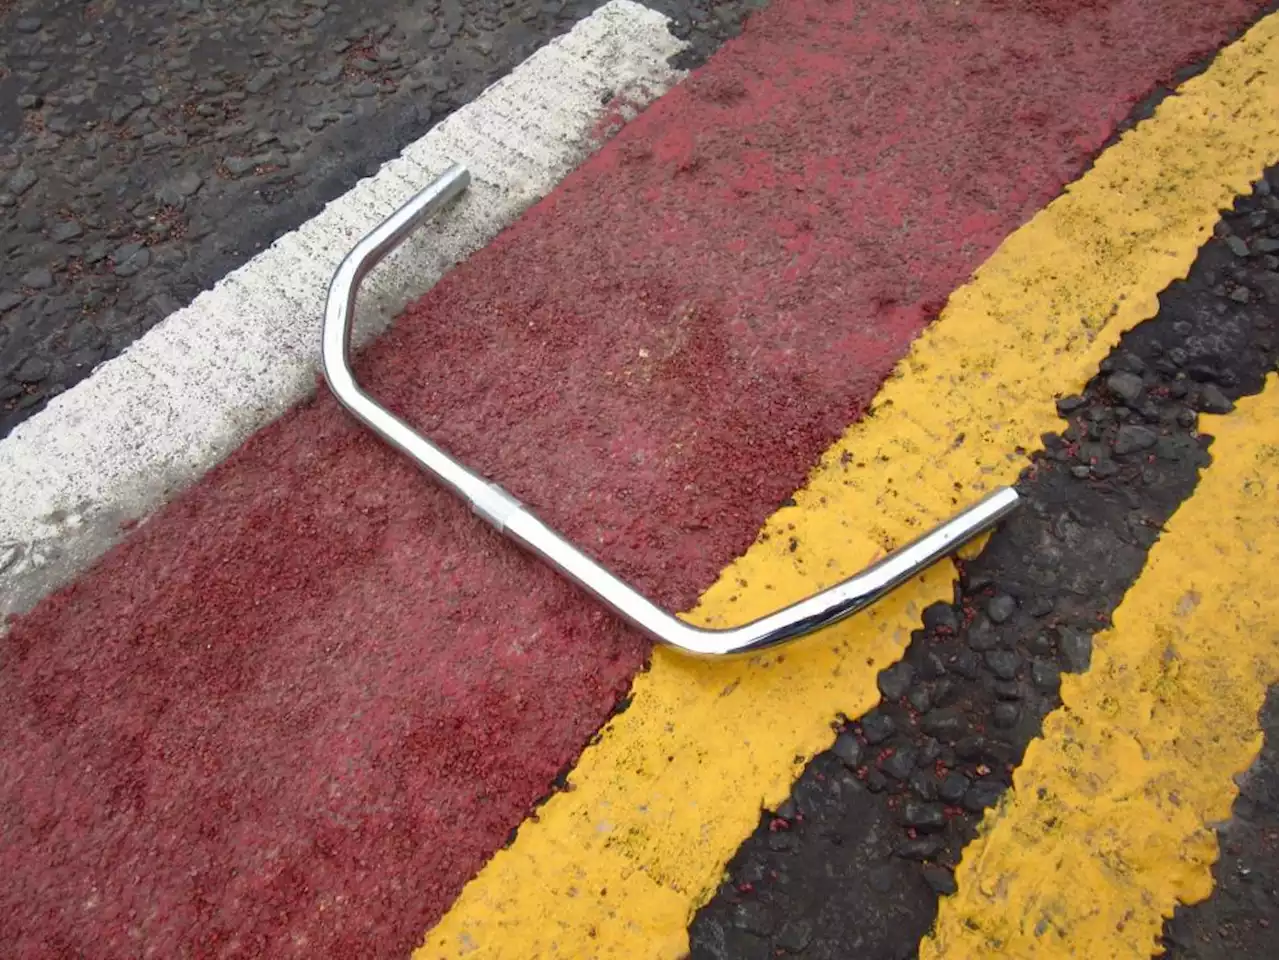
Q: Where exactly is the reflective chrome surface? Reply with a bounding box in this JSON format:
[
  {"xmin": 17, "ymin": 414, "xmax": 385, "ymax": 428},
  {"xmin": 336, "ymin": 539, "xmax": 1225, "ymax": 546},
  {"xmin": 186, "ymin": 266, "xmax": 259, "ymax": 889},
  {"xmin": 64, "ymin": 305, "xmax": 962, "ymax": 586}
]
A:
[{"xmin": 320, "ymin": 165, "xmax": 1021, "ymax": 656}]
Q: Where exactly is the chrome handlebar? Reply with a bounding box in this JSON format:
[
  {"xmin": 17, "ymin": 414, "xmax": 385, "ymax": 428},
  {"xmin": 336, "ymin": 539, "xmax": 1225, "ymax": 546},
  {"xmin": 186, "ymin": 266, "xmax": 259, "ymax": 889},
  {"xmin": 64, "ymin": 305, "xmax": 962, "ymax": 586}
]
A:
[{"xmin": 320, "ymin": 165, "xmax": 1019, "ymax": 656}]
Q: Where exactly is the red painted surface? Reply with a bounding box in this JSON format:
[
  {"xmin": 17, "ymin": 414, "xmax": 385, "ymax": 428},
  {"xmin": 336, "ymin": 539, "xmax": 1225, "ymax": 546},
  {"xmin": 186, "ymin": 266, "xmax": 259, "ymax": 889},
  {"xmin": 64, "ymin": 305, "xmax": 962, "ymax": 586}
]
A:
[{"xmin": 0, "ymin": 1, "xmax": 1264, "ymax": 955}]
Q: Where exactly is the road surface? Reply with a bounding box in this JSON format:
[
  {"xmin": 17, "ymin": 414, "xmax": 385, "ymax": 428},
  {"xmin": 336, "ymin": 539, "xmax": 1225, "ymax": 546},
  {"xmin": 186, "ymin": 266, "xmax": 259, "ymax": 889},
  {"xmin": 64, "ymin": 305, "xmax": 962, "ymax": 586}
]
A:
[{"xmin": 1, "ymin": 1, "xmax": 1276, "ymax": 957}]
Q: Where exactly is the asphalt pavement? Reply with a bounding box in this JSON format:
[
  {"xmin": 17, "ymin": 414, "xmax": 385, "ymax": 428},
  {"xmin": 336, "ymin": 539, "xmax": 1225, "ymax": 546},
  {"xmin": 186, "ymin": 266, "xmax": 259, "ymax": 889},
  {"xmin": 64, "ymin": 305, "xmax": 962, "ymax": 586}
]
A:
[{"xmin": 0, "ymin": 1, "xmax": 1276, "ymax": 957}]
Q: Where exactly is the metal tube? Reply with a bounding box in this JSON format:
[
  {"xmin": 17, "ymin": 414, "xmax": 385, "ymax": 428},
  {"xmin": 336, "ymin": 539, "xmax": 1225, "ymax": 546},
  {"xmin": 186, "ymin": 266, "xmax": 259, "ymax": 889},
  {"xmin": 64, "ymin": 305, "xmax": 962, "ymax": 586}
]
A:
[{"xmin": 320, "ymin": 165, "xmax": 1020, "ymax": 657}]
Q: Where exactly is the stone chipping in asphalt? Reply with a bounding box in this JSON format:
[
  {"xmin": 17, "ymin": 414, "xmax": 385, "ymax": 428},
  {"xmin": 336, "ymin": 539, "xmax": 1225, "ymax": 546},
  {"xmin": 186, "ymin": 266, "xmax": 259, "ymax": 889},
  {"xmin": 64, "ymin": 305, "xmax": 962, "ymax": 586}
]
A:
[
  {"xmin": 686, "ymin": 169, "xmax": 1279, "ymax": 960},
  {"xmin": 0, "ymin": 0, "xmax": 764, "ymax": 435}
]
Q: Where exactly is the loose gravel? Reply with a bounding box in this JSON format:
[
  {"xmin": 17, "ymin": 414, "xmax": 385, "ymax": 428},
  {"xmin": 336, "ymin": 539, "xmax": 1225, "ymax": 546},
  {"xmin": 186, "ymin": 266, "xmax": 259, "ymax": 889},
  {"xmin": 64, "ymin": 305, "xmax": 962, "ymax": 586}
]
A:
[
  {"xmin": 0, "ymin": 0, "xmax": 764, "ymax": 436},
  {"xmin": 686, "ymin": 170, "xmax": 1279, "ymax": 960}
]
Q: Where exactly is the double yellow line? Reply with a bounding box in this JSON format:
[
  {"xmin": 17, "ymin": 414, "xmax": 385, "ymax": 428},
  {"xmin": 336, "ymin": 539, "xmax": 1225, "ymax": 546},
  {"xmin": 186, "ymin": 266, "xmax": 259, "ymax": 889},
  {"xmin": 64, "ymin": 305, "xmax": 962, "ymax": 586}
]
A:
[
  {"xmin": 418, "ymin": 15, "xmax": 1278, "ymax": 958},
  {"xmin": 924, "ymin": 378, "xmax": 1278, "ymax": 960}
]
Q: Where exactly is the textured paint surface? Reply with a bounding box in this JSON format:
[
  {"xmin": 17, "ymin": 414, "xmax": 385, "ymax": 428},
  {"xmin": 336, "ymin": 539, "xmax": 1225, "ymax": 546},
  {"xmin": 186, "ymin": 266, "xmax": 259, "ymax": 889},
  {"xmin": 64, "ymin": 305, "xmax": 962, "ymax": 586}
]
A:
[
  {"xmin": 0, "ymin": 1, "xmax": 1270, "ymax": 957},
  {"xmin": 420, "ymin": 17, "xmax": 1279, "ymax": 957},
  {"xmin": 921, "ymin": 380, "xmax": 1280, "ymax": 959}
]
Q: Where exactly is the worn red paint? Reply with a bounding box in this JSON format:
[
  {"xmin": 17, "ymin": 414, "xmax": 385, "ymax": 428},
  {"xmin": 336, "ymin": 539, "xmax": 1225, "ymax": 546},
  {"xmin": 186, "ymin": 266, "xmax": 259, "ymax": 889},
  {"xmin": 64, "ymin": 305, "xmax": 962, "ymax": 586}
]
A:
[{"xmin": 0, "ymin": 0, "xmax": 1265, "ymax": 955}]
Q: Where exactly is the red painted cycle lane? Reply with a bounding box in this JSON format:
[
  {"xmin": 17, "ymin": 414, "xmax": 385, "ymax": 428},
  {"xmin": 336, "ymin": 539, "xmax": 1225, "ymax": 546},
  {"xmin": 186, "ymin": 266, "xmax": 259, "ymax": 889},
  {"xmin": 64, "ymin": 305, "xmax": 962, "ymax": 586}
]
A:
[{"xmin": 1, "ymin": 1, "xmax": 1265, "ymax": 956}]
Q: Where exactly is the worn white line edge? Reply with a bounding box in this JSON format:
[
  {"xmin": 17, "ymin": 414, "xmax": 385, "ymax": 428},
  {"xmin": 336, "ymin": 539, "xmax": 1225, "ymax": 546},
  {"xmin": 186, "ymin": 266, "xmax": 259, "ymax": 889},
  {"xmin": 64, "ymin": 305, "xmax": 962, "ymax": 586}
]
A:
[{"xmin": 0, "ymin": 0, "xmax": 687, "ymax": 620}]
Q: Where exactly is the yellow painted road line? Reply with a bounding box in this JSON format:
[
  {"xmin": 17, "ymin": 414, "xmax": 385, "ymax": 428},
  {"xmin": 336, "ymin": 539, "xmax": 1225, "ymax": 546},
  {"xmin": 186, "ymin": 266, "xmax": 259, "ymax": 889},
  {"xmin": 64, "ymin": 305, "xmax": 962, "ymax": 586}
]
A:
[
  {"xmin": 418, "ymin": 16, "xmax": 1279, "ymax": 959},
  {"xmin": 920, "ymin": 379, "xmax": 1280, "ymax": 960}
]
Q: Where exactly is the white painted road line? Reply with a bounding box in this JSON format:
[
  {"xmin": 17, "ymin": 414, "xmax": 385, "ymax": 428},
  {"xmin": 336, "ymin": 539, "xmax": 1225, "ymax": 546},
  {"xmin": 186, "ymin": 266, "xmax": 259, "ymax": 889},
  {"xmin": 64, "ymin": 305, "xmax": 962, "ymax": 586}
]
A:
[{"xmin": 0, "ymin": 1, "xmax": 686, "ymax": 621}]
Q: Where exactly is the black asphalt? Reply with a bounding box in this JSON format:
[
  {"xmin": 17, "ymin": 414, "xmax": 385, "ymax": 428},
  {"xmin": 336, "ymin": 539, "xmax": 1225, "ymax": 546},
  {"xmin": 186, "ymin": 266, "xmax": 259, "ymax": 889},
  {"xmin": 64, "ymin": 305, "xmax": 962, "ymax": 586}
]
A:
[
  {"xmin": 0, "ymin": 0, "xmax": 758, "ymax": 436},
  {"xmin": 686, "ymin": 171, "xmax": 1279, "ymax": 959},
  {"xmin": 1163, "ymin": 687, "xmax": 1278, "ymax": 959}
]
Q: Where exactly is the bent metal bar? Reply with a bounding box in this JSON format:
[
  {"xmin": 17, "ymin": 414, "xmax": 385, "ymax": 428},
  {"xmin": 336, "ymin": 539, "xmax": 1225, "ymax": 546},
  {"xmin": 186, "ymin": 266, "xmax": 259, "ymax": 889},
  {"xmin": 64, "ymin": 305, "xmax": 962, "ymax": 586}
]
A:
[{"xmin": 320, "ymin": 166, "xmax": 1020, "ymax": 656}]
